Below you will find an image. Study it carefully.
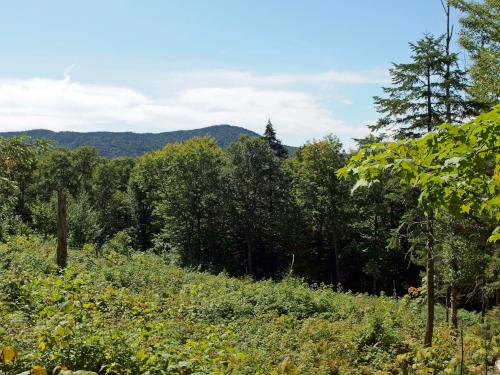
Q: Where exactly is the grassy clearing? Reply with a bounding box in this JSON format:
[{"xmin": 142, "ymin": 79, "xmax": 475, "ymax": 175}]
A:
[{"xmin": 0, "ymin": 236, "xmax": 497, "ymax": 374}]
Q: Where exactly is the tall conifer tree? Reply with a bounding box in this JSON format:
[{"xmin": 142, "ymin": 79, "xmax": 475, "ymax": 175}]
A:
[
  {"xmin": 263, "ymin": 119, "xmax": 288, "ymax": 158},
  {"xmin": 372, "ymin": 34, "xmax": 470, "ymax": 138}
]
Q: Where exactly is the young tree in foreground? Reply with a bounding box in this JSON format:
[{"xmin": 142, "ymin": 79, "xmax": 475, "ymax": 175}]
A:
[{"xmin": 339, "ymin": 105, "xmax": 499, "ymax": 346}]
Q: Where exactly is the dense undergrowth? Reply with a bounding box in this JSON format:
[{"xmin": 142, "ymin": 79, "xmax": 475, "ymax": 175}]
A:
[{"xmin": 0, "ymin": 236, "xmax": 498, "ymax": 374}]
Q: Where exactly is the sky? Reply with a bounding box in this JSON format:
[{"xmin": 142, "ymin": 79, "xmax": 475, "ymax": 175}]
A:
[{"xmin": 0, "ymin": 0, "xmax": 462, "ymax": 148}]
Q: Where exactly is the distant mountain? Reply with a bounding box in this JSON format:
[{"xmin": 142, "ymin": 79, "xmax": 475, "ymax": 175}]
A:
[{"xmin": 0, "ymin": 125, "xmax": 268, "ymax": 158}]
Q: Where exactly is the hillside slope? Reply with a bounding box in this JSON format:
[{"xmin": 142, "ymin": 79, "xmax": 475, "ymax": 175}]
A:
[
  {"xmin": 0, "ymin": 236, "xmax": 495, "ymax": 374},
  {"xmin": 0, "ymin": 125, "xmax": 260, "ymax": 157}
]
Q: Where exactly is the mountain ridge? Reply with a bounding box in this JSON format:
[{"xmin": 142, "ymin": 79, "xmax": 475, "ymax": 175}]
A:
[{"xmin": 0, "ymin": 125, "xmax": 271, "ymax": 158}]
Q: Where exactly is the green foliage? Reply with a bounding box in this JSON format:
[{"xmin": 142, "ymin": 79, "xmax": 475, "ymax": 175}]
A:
[
  {"xmin": 101, "ymin": 230, "xmax": 134, "ymax": 257},
  {"xmin": 129, "ymin": 137, "xmax": 230, "ymax": 267},
  {"xmin": 35, "ymin": 148, "xmax": 77, "ymax": 194},
  {"xmin": 30, "ymin": 194, "xmax": 58, "ymax": 238},
  {"xmin": 372, "ymin": 33, "xmax": 471, "ymax": 137},
  {"xmin": 227, "ymin": 135, "xmax": 294, "ymax": 276},
  {"xmin": 92, "ymin": 157, "xmax": 135, "ymax": 242},
  {"xmin": 68, "ymin": 193, "xmax": 101, "ymax": 248},
  {"xmin": 286, "ymin": 135, "xmax": 350, "ymax": 283},
  {"xmin": 263, "ymin": 119, "xmax": 288, "ymax": 158},
  {"xmin": 437, "ymin": 214, "xmax": 486, "ymax": 289},
  {"xmin": 1, "ymin": 235, "xmax": 496, "ymax": 374},
  {"xmin": 157, "ymin": 137, "xmax": 229, "ymax": 267},
  {"xmin": 0, "ymin": 136, "xmax": 52, "ymax": 239},
  {"xmin": 340, "ymin": 106, "xmax": 500, "ymax": 241},
  {"xmin": 452, "ymin": 0, "xmax": 500, "ymax": 105}
]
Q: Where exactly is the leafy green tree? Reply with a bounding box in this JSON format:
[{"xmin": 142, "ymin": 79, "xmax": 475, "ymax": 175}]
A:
[
  {"xmin": 130, "ymin": 137, "xmax": 229, "ymax": 267},
  {"xmin": 154, "ymin": 137, "xmax": 229, "ymax": 268},
  {"xmin": 129, "ymin": 151, "xmax": 167, "ymax": 250},
  {"xmin": 92, "ymin": 158, "xmax": 135, "ymax": 241},
  {"xmin": 287, "ymin": 135, "xmax": 349, "ymax": 285},
  {"xmin": 0, "ymin": 137, "xmax": 24, "ymax": 239},
  {"xmin": 68, "ymin": 192, "xmax": 101, "ymax": 248},
  {"xmin": 0, "ymin": 136, "xmax": 52, "ymax": 226},
  {"xmin": 101, "ymin": 230, "xmax": 134, "ymax": 257},
  {"xmin": 72, "ymin": 146, "xmax": 102, "ymax": 195},
  {"xmin": 227, "ymin": 135, "xmax": 290, "ymax": 276},
  {"xmin": 339, "ymin": 105, "xmax": 499, "ymax": 346},
  {"xmin": 30, "ymin": 194, "xmax": 57, "ymax": 238},
  {"xmin": 350, "ymin": 135, "xmax": 422, "ymax": 295},
  {"xmin": 349, "ymin": 176, "xmax": 420, "ymax": 295},
  {"xmin": 263, "ymin": 119, "xmax": 288, "ymax": 158}
]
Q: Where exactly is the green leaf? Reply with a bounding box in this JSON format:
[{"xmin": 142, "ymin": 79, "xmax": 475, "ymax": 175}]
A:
[
  {"xmin": 443, "ymin": 156, "xmax": 463, "ymax": 168},
  {"xmin": 351, "ymin": 179, "xmax": 369, "ymax": 193},
  {"xmin": 460, "ymin": 203, "xmax": 472, "ymax": 214}
]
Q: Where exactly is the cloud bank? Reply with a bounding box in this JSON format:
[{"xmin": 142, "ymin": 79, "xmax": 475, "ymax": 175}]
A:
[{"xmin": 0, "ymin": 69, "xmax": 383, "ymax": 146}]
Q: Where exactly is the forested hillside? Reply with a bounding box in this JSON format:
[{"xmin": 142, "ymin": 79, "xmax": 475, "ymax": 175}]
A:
[{"xmin": 0, "ymin": 125, "xmax": 264, "ymax": 157}]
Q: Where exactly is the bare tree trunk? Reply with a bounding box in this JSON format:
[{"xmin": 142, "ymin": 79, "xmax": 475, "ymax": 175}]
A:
[
  {"xmin": 451, "ymin": 284, "xmax": 458, "ymax": 330},
  {"xmin": 460, "ymin": 324, "xmax": 464, "ymax": 375},
  {"xmin": 445, "ymin": 285, "xmax": 451, "ymax": 323},
  {"xmin": 481, "ymin": 287, "xmax": 487, "ymax": 323},
  {"xmin": 57, "ymin": 188, "xmax": 68, "ymax": 269},
  {"xmin": 424, "ymin": 212, "xmax": 435, "ymax": 347},
  {"xmin": 442, "ymin": 0, "xmax": 453, "ymax": 123}
]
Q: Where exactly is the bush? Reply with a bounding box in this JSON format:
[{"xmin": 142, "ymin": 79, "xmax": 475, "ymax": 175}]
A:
[{"xmin": 101, "ymin": 230, "xmax": 133, "ymax": 256}]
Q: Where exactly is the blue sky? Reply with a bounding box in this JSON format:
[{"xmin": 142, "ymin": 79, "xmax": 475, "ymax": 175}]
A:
[{"xmin": 0, "ymin": 0, "xmax": 461, "ymax": 148}]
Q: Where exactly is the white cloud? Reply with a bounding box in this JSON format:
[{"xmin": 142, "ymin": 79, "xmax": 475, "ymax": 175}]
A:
[
  {"xmin": 172, "ymin": 68, "xmax": 388, "ymax": 88},
  {"xmin": 0, "ymin": 69, "xmax": 375, "ymax": 147}
]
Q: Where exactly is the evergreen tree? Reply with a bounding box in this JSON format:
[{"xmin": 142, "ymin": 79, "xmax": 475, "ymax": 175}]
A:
[
  {"xmin": 372, "ymin": 34, "xmax": 470, "ymax": 138},
  {"xmin": 263, "ymin": 119, "xmax": 288, "ymax": 158}
]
